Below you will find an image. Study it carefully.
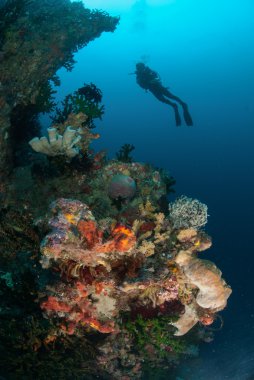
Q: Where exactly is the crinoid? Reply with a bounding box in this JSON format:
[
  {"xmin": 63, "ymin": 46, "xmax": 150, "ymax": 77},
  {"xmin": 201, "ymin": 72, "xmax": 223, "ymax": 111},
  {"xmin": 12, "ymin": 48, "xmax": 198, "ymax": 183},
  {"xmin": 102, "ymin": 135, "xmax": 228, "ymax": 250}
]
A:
[{"xmin": 139, "ymin": 285, "xmax": 161, "ymax": 308}]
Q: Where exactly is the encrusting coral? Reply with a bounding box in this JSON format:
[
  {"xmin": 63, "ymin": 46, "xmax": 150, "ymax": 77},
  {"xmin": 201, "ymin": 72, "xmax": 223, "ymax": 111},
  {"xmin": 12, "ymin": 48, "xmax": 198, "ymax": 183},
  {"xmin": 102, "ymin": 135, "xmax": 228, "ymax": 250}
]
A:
[{"xmin": 40, "ymin": 197, "xmax": 180, "ymax": 337}]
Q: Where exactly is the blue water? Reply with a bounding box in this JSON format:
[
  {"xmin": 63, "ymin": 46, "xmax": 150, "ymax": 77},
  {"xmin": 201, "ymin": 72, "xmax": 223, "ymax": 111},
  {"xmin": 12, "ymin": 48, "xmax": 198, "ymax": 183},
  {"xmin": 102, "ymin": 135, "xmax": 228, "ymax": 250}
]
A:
[{"xmin": 46, "ymin": 1, "xmax": 254, "ymax": 378}]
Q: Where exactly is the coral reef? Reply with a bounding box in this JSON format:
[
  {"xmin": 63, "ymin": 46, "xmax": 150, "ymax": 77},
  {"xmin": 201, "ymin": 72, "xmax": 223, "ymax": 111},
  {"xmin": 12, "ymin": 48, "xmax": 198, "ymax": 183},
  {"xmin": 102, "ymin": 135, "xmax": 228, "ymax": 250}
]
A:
[
  {"xmin": 0, "ymin": 150, "xmax": 232, "ymax": 379},
  {"xmin": 0, "ymin": 4, "xmax": 231, "ymax": 377},
  {"xmin": 1, "ymin": 97, "xmax": 231, "ymax": 379},
  {"xmin": 39, "ymin": 198, "xmax": 177, "ymax": 336},
  {"xmin": 35, "ymin": 187, "xmax": 231, "ymax": 378}
]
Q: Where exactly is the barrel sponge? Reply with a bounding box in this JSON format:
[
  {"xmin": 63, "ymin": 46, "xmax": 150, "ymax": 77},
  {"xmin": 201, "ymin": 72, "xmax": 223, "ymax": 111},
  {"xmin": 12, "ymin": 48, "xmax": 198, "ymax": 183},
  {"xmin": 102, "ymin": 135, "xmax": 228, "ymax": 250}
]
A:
[{"xmin": 175, "ymin": 251, "xmax": 232, "ymax": 311}]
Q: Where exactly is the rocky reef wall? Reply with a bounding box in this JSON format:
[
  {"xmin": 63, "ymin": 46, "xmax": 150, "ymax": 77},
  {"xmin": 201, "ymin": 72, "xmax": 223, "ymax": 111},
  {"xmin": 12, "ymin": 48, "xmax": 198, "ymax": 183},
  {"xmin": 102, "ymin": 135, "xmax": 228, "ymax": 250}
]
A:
[{"xmin": 0, "ymin": 0, "xmax": 119, "ymax": 180}]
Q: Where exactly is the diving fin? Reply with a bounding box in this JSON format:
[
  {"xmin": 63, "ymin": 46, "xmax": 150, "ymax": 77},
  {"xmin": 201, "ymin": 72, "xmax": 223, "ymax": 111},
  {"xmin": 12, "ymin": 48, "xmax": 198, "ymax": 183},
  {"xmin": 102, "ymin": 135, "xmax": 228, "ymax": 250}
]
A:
[{"xmin": 182, "ymin": 104, "xmax": 193, "ymax": 126}]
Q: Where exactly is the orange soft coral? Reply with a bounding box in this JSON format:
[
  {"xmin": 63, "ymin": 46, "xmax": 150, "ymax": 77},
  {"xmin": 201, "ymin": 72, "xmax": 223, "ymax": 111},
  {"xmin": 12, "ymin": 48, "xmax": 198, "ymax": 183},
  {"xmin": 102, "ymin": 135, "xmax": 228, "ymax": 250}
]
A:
[
  {"xmin": 41, "ymin": 296, "xmax": 71, "ymax": 313},
  {"xmin": 77, "ymin": 219, "xmax": 103, "ymax": 248},
  {"xmin": 111, "ymin": 224, "xmax": 136, "ymax": 252},
  {"xmin": 41, "ymin": 280, "xmax": 117, "ymax": 335}
]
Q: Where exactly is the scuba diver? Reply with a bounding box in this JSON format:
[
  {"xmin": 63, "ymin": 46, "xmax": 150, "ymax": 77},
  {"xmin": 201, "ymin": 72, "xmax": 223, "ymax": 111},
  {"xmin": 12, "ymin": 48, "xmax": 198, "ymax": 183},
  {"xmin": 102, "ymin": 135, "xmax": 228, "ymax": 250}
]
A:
[{"xmin": 135, "ymin": 62, "xmax": 193, "ymax": 126}]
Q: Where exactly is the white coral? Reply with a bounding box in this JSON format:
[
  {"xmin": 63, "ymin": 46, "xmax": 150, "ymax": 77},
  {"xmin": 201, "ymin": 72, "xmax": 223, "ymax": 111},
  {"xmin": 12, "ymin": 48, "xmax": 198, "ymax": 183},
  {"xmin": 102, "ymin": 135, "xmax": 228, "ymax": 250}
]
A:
[
  {"xmin": 169, "ymin": 196, "xmax": 208, "ymax": 229},
  {"xmin": 29, "ymin": 126, "xmax": 81, "ymax": 158}
]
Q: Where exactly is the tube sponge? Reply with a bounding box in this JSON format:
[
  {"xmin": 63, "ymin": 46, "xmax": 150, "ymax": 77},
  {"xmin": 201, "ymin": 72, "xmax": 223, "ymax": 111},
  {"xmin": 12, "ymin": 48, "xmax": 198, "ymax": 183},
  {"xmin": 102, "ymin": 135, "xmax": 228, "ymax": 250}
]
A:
[{"xmin": 29, "ymin": 126, "xmax": 80, "ymax": 158}]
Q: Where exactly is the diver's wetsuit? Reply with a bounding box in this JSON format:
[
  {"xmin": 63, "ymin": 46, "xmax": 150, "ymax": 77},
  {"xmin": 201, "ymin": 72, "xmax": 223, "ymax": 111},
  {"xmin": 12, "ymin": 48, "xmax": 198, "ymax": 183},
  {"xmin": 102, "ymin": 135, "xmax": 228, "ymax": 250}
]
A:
[{"xmin": 135, "ymin": 63, "xmax": 193, "ymax": 126}]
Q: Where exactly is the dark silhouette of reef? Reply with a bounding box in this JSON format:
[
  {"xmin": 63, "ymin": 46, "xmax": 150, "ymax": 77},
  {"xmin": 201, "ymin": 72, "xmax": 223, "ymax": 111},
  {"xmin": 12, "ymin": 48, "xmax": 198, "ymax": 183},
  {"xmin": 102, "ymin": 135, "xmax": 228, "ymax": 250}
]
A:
[
  {"xmin": 0, "ymin": 0, "xmax": 119, "ymax": 180},
  {"xmin": 116, "ymin": 143, "xmax": 135, "ymax": 163}
]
